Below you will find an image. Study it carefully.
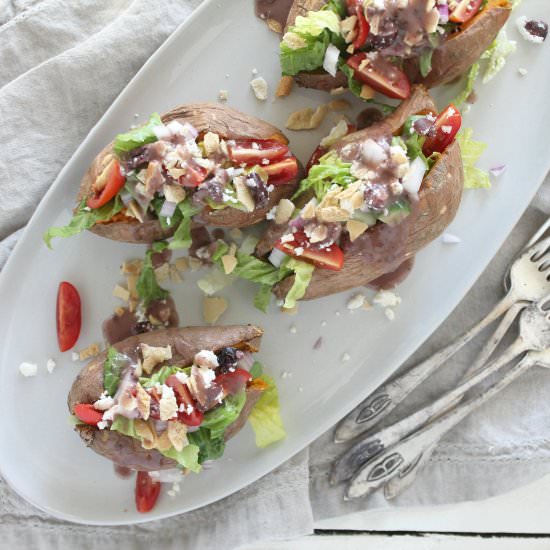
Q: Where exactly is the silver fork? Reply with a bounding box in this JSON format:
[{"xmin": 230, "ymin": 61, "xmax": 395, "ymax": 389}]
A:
[
  {"xmin": 383, "ymin": 218, "xmax": 550, "ymax": 498},
  {"xmin": 343, "ymin": 298, "xmax": 550, "ymax": 499},
  {"xmin": 334, "ymin": 233, "xmax": 550, "ymax": 443}
]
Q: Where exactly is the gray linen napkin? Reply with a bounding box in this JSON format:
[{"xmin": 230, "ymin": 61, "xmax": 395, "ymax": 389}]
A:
[{"xmin": 0, "ymin": 1, "xmax": 313, "ymax": 547}]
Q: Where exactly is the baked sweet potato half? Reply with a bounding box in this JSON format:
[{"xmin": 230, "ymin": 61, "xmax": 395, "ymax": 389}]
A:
[
  {"xmin": 255, "ymin": 85, "xmax": 464, "ymax": 303},
  {"xmin": 45, "ymin": 104, "xmax": 302, "ymax": 246},
  {"xmin": 280, "ymin": 0, "xmax": 510, "ymax": 99},
  {"xmin": 68, "ymin": 325, "xmax": 282, "ymax": 473}
]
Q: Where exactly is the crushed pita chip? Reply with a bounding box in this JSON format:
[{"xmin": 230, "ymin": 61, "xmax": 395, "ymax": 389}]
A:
[
  {"xmin": 203, "ymin": 296, "xmax": 228, "ymax": 324},
  {"xmin": 189, "ymin": 257, "xmax": 202, "ymax": 271},
  {"xmin": 286, "ymin": 105, "xmax": 328, "ymax": 130},
  {"xmin": 170, "ymin": 265, "xmax": 184, "ymax": 283},
  {"xmin": 234, "ymin": 177, "xmax": 255, "ymax": 212},
  {"xmin": 167, "ymin": 421, "xmax": 188, "ymax": 452},
  {"xmin": 320, "ymin": 118, "xmax": 349, "ymax": 148},
  {"xmin": 122, "ymin": 259, "xmax": 143, "ymax": 275},
  {"xmin": 346, "ymin": 219, "xmax": 369, "ymax": 241},
  {"xmin": 136, "ymin": 383, "xmax": 151, "ymax": 421},
  {"xmin": 159, "ymin": 385, "xmax": 178, "ymax": 421},
  {"xmin": 140, "ymin": 343, "xmax": 172, "ymax": 375},
  {"xmin": 156, "ymin": 429, "xmax": 173, "ymax": 452},
  {"xmin": 163, "ymin": 184, "xmax": 186, "ymax": 204},
  {"xmin": 79, "ymin": 343, "xmax": 101, "ymax": 361},
  {"xmin": 360, "ymin": 84, "xmax": 375, "ymax": 100},
  {"xmin": 276, "ymin": 75, "xmax": 293, "ymax": 98},
  {"xmin": 119, "ymin": 390, "xmax": 137, "ymax": 412},
  {"xmin": 114, "ymin": 306, "xmax": 126, "ymax": 317},
  {"xmin": 275, "ymin": 199, "xmax": 295, "ymax": 225},
  {"xmin": 113, "ymin": 284, "xmax": 130, "ymax": 302},
  {"xmin": 148, "ymin": 315, "xmax": 163, "ymax": 326},
  {"xmin": 317, "ymin": 206, "xmax": 350, "ymax": 223},
  {"xmin": 203, "ymin": 132, "xmax": 221, "ymax": 156},
  {"xmin": 301, "ymin": 199, "xmax": 317, "ymax": 220},
  {"xmin": 126, "ymin": 273, "xmax": 138, "ymax": 299},
  {"xmin": 221, "ymin": 254, "xmax": 238, "ymax": 275},
  {"xmin": 229, "ymin": 228, "xmax": 243, "ymax": 241},
  {"xmin": 267, "ymin": 17, "xmax": 283, "ymax": 33},
  {"xmin": 128, "ymin": 299, "xmax": 137, "ymax": 313},
  {"xmin": 126, "ymin": 200, "xmax": 144, "ymax": 222},
  {"xmin": 281, "ymin": 305, "xmax": 298, "ymax": 315},
  {"xmin": 155, "ymin": 263, "xmax": 170, "ymax": 284},
  {"xmin": 283, "ymin": 31, "xmax": 307, "ymax": 50},
  {"xmin": 330, "ymin": 87, "xmax": 347, "ymax": 96},
  {"xmin": 135, "ymin": 420, "xmax": 157, "ymax": 450},
  {"xmin": 328, "ymin": 99, "xmax": 351, "ymax": 111},
  {"xmin": 174, "ymin": 257, "xmax": 189, "ymax": 272}
]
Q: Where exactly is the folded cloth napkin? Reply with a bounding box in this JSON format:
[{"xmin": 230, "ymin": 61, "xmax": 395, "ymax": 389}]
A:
[{"xmin": 0, "ymin": 1, "xmax": 313, "ymax": 548}]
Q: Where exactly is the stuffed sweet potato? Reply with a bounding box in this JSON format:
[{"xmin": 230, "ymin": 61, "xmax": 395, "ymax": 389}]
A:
[
  {"xmin": 67, "ymin": 325, "xmax": 282, "ymax": 473},
  {"xmin": 280, "ymin": 0, "xmax": 510, "ymax": 99},
  {"xmin": 254, "ymin": 85, "xmax": 464, "ymax": 303},
  {"xmin": 45, "ymin": 104, "xmax": 302, "ymax": 246}
]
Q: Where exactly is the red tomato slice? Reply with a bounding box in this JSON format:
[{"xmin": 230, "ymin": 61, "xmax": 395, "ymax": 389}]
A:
[
  {"xmin": 228, "ymin": 139, "xmax": 289, "ymax": 166},
  {"xmin": 275, "ymin": 231, "xmax": 345, "ymax": 271},
  {"xmin": 56, "ymin": 281, "xmax": 81, "ymax": 352},
  {"xmin": 215, "ymin": 368, "xmax": 252, "ymax": 396},
  {"xmin": 353, "ymin": 5, "xmax": 370, "ymax": 49},
  {"xmin": 262, "ymin": 157, "xmax": 299, "ymax": 185},
  {"xmin": 346, "ymin": 53, "xmax": 411, "ymax": 100},
  {"xmin": 422, "ymin": 104, "xmax": 462, "ymax": 157},
  {"xmin": 449, "ymin": 0, "xmax": 483, "ymax": 23},
  {"xmin": 74, "ymin": 403, "xmax": 103, "ymax": 426},
  {"xmin": 165, "ymin": 375, "xmax": 204, "ymax": 427},
  {"xmin": 180, "ymin": 162, "xmax": 208, "ymax": 187},
  {"xmin": 135, "ymin": 471, "xmax": 161, "ymax": 513},
  {"xmin": 87, "ymin": 159, "xmax": 126, "ymax": 209}
]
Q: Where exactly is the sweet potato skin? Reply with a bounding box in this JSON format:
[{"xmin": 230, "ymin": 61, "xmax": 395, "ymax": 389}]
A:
[
  {"xmin": 286, "ymin": 0, "xmax": 510, "ymax": 93},
  {"xmin": 68, "ymin": 325, "xmax": 264, "ymax": 471},
  {"xmin": 79, "ymin": 103, "xmax": 301, "ymax": 243},
  {"xmin": 256, "ymin": 85, "xmax": 464, "ymax": 301}
]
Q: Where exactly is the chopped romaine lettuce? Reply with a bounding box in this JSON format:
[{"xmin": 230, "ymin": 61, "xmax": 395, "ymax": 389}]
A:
[
  {"xmin": 419, "ymin": 49, "xmax": 434, "ymax": 78},
  {"xmin": 139, "ymin": 365, "xmax": 191, "ymax": 388},
  {"xmin": 254, "ymin": 284, "xmax": 273, "ymax": 313},
  {"xmin": 339, "ymin": 62, "xmax": 363, "ymax": 98},
  {"xmin": 292, "ymin": 10, "xmax": 341, "ymax": 36},
  {"xmin": 110, "ymin": 416, "xmax": 201, "ymax": 472},
  {"xmin": 248, "ymin": 374, "xmax": 286, "ymax": 448},
  {"xmin": 187, "ymin": 429, "xmax": 225, "ymax": 463},
  {"xmin": 324, "ymin": 0, "xmax": 347, "ymax": 17},
  {"xmin": 480, "ymin": 28, "xmax": 516, "ymax": 83},
  {"xmin": 281, "ymin": 257, "xmax": 315, "ymax": 309},
  {"xmin": 168, "ymin": 199, "xmax": 202, "ymax": 250},
  {"xmin": 293, "ymin": 150, "xmax": 355, "ymax": 201},
  {"xmin": 103, "ymin": 347, "xmax": 131, "ymax": 396},
  {"xmin": 250, "ymin": 361, "xmax": 264, "ymax": 379},
  {"xmin": 457, "ymin": 128, "xmax": 490, "ymax": 189},
  {"xmin": 43, "ymin": 196, "xmax": 124, "ymax": 249},
  {"xmin": 136, "ymin": 244, "xmax": 170, "ymax": 306},
  {"xmin": 113, "ymin": 112, "xmax": 162, "ymax": 156},
  {"xmin": 201, "ymin": 392, "xmax": 246, "ymax": 440},
  {"xmin": 453, "ymin": 62, "xmax": 480, "ymax": 107}
]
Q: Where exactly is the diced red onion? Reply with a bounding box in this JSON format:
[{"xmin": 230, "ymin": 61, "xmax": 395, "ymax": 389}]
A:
[
  {"xmin": 159, "ymin": 200, "xmax": 177, "ymax": 218},
  {"xmin": 489, "ymin": 165, "xmax": 506, "ymax": 177},
  {"xmin": 268, "ymin": 248, "xmax": 287, "ymax": 268},
  {"xmin": 153, "ymin": 125, "xmax": 171, "ymax": 140},
  {"xmin": 402, "ymin": 157, "xmax": 426, "ymax": 196},
  {"xmin": 182, "ymin": 122, "xmax": 199, "ymax": 141},
  {"xmin": 323, "ymin": 44, "xmax": 340, "ymax": 77},
  {"xmin": 437, "ymin": 3, "xmax": 449, "ymax": 23}
]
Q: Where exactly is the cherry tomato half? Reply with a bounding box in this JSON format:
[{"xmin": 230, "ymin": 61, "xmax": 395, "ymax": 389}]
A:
[
  {"xmin": 135, "ymin": 471, "xmax": 161, "ymax": 513},
  {"xmin": 164, "ymin": 375, "xmax": 204, "ymax": 427},
  {"xmin": 422, "ymin": 104, "xmax": 462, "ymax": 157},
  {"xmin": 346, "ymin": 53, "xmax": 411, "ymax": 100},
  {"xmin": 228, "ymin": 139, "xmax": 289, "ymax": 166},
  {"xmin": 73, "ymin": 403, "xmax": 103, "ymax": 426},
  {"xmin": 180, "ymin": 162, "xmax": 208, "ymax": 187},
  {"xmin": 275, "ymin": 231, "xmax": 345, "ymax": 271},
  {"xmin": 215, "ymin": 368, "xmax": 252, "ymax": 396},
  {"xmin": 450, "ymin": 0, "xmax": 483, "ymax": 23},
  {"xmin": 353, "ymin": 5, "xmax": 370, "ymax": 50},
  {"xmin": 87, "ymin": 159, "xmax": 126, "ymax": 209},
  {"xmin": 262, "ymin": 157, "xmax": 299, "ymax": 185},
  {"xmin": 56, "ymin": 281, "xmax": 81, "ymax": 352}
]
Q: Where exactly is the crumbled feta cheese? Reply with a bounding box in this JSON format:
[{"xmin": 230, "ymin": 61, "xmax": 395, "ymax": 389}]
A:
[
  {"xmin": 19, "ymin": 362, "xmax": 37, "ymax": 377},
  {"xmin": 294, "ymin": 246, "xmax": 304, "ymax": 256},
  {"xmin": 194, "ymin": 350, "xmax": 219, "ymax": 369},
  {"xmin": 46, "ymin": 358, "xmax": 56, "ymax": 374},
  {"xmin": 281, "ymin": 371, "xmax": 293, "ymax": 379},
  {"xmin": 341, "ymin": 353, "xmax": 351, "ymax": 362},
  {"xmin": 321, "ymin": 320, "xmax": 327, "ymax": 327},
  {"xmin": 252, "ymin": 68, "xmax": 258, "ymax": 75},
  {"xmin": 385, "ymin": 308, "xmax": 396, "ymax": 321},
  {"xmin": 250, "ymin": 77, "xmax": 268, "ymax": 101},
  {"xmin": 373, "ymin": 290, "xmax": 401, "ymax": 308},
  {"xmin": 442, "ymin": 232, "xmax": 461, "ymax": 244},
  {"xmin": 518, "ymin": 67, "xmax": 528, "ymax": 76},
  {"xmin": 289, "ymin": 325, "xmax": 297, "ymax": 334},
  {"xmin": 218, "ymin": 89, "xmax": 229, "ymax": 101},
  {"xmin": 347, "ymin": 293, "xmax": 366, "ymax": 310},
  {"xmin": 441, "ymin": 125, "xmax": 452, "ymax": 134},
  {"xmin": 298, "ymin": 387, "xmax": 304, "ymax": 393},
  {"xmin": 94, "ymin": 395, "xmax": 115, "ymax": 411},
  {"xmin": 199, "ymin": 366, "xmax": 217, "ymax": 388},
  {"xmin": 159, "ymin": 384, "xmax": 178, "ymax": 421},
  {"xmin": 72, "ymin": 352, "xmax": 80, "ymax": 362},
  {"xmin": 97, "ymin": 421, "xmax": 108, "ymax": 430}
]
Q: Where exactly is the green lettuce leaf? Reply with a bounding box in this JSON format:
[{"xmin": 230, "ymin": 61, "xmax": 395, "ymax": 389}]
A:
[
  {"xmin": 139, "ymin": 365, "xmax": 191, "ymax": 388},
  {"xmin": 453, "ymin": 62, "xmax": 480, "ymax": 107},
  {"xmin": 113, "ymin": 112, "xmax": 162, "ymax": 156},
  {"xmin": 136, "ymin": 245, "xmax": 170, "ymax": 306},
  {"xmin": 248, "ymin": 374, "xmax": 286, "ymax": 448},
  {"xmin": 419, "ymin": 49, "xmax": 434, "ymax": 78},
  {"xmin": 187, "ymin": 429, "xmax": 225, "ymax": 463},
  {"xmin": 110, "ymin": 416, "xmax": 201, "ymax": 472},
  {"xmin": 457, "ymin": 128, "xmax": 490, "ymax": 189},
  {"xmin": 480, "ymin": 28, "xmax": 516, "ymax": 83},
  {"xmin": 254, "ymin": 284, "xmax": 273, "ymax": 313},
  {"xmin": 323, "ymin": 0, "xmax": 347, "ymax": 17},
  {"xmin": 250, "ymin": 361, "xmax": 264, "ymax": 379},
  {"xmin": 292, "ymin": 10, "xmax": 341, "ymax": 36},
  {"xmin": 281, "ymin": 30, "xmax": 330, "ymax": 76},
  {"xmin": 281, "ymin": 257, "xmax": 315, "ymax": 309},
  {"xmin": 201, "ymin": 392, "xmax": 247, "ymax": 440},
  {"xmin": 103, "ymin": 347, "xmax": 132, "ymax": 396},
  {"xmin": 293, "ymin": 150, "xmax": 355, "ymax": 201},
  {"xmin": 168, "ymin": 199, "xmax": 202, "ymax": 250},
  {"xmin": 151, "ymin": 195, "xmax": 183, "ymax": 230},
  {"xmin": 43, "ymin": 196, "xmax": 124, "ymax": 249},
  {"xmin": 339, "ymin": 62, "xmax": 363, "ymax": 98}
]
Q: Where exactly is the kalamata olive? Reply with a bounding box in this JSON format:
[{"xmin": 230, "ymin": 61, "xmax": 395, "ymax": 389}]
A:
[
  {"xmin": 412, "ymin": 117, "xmax": 436, "ymax": 137},
  {"xmin": 246, "ymin": 173, "xmax": 269, "ymax": 208},
  {"xmin": 357, "ymin": 107, "xmax": 384, "ymax": 130},
  {"xmin": 216, "ymin": 347, "xmax": 238, "ymax": 373},
  {"xmin": 364, "ymin": 183, "xmax": 390, "ymax": 211},
  {"xmin": 525, "ymin": 19, "xmax": 548, "ymax": 41},
  {"xmin": 133, "ymin": 321, "xmax": 153, "ymax": 335}
]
